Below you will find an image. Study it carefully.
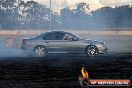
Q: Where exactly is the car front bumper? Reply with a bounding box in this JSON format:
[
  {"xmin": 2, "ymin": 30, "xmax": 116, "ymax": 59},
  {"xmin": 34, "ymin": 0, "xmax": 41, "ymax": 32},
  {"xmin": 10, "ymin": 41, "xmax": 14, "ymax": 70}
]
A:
[{"xmin": 97, "ymin": 46, "xmax": 108, "ymax": 54}]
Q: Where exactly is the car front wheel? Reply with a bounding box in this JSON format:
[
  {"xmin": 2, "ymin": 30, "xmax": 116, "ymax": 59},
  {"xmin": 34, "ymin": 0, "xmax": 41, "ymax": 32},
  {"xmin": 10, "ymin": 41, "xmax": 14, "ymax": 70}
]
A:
[
  {"xmin": 86, "ymin": 45, "xmax": 98, "ymax": 57},
  {"xmin": 34, "ymin": 46, "xmax": 47, "ymax": 57}
]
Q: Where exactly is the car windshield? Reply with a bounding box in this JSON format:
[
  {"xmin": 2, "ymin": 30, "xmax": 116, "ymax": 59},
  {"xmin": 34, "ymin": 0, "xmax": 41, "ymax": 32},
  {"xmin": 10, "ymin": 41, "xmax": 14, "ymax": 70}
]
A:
[{"xmin": 76, "ymin": 35, "xmax": 84, "ymax": 40}]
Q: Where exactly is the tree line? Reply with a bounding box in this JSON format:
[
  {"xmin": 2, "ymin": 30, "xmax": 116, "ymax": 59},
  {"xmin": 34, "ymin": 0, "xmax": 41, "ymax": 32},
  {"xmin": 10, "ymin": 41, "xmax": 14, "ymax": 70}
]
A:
[{"xmin": 0, "ymin": 0, "xmax": 132, "ymax": 30}]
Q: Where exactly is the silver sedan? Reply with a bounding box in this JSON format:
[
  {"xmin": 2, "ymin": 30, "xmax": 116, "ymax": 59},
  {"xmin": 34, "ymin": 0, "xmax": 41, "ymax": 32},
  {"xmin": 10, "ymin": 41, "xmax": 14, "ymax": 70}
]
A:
[{"xmin": 21, "ymin": 31, "xmax": 108, "ymax": 57}]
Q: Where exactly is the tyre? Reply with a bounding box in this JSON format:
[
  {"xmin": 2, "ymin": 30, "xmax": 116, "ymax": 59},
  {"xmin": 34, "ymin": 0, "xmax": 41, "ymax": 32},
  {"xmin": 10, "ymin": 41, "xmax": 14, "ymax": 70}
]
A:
[
  {"xmin": 86, "ymin": 45, "xmax": 98, "ymax": 57},
  {"xmin": 33, "ymin": 46, "xmax": 47, "ymax": 57}
]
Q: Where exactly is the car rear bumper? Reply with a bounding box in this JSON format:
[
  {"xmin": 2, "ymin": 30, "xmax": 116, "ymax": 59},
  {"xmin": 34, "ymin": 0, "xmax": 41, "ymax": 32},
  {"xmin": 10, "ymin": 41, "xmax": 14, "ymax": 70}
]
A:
[{"xmin": 21, "ymin": 45, "xmax": 34, "ymax": 51}]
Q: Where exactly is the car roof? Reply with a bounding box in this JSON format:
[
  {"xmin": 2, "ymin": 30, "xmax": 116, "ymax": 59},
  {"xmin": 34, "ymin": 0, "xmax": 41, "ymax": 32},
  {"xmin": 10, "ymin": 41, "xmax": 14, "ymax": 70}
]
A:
[{"xmin": 47, "ymin": 31, "xmax": 69, "ymax": 34}]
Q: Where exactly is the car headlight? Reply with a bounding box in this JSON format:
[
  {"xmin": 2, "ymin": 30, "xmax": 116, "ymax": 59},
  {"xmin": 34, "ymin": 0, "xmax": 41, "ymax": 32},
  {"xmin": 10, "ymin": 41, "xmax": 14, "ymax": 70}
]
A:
[{"xmin": 96, "ymin": 43, "xmax": 103, "ymax": 47}]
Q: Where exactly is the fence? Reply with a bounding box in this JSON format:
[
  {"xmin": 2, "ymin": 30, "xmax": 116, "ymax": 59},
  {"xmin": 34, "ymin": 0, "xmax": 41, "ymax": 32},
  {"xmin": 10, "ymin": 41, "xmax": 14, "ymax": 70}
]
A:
[
  {"xmin": 1, "ymin": 30, "xmax": 132, "ymax": 35},
  {"xmin": 1, "ymin": 30, "xmax": 132, "ymax": 49}
]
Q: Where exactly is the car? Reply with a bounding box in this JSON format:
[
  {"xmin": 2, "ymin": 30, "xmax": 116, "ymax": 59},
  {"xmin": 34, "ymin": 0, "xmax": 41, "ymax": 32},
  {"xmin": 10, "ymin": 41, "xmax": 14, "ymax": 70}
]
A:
[{"xmin": 21, "ymin": 31, "xmax": 108, "ymax": 57}]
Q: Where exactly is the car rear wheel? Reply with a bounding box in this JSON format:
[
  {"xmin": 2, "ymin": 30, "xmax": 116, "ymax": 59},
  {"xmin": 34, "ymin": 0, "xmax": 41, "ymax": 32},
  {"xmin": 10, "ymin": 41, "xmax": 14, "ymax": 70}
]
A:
[
  {"xmin": 86, "ymin": 45, "xmax": 98, "ymax": 57},
  {"xmin": 34, "ymin": 46, "xmax": 47, "ymax": 57}
]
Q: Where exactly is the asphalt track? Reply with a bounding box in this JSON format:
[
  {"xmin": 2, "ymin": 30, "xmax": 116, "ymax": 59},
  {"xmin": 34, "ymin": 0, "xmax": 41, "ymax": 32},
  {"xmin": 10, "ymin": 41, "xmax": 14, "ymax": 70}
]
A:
[{"xmin": 0, "ymin": 53, "xmax": 131, "ymax": 88}]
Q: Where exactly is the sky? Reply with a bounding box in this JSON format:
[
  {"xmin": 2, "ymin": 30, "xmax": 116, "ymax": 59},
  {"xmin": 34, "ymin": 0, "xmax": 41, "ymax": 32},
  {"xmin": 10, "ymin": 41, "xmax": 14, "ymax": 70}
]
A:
[{"xmin": 23, "ymin": 0, "xmax": 132, "ymax": 13}]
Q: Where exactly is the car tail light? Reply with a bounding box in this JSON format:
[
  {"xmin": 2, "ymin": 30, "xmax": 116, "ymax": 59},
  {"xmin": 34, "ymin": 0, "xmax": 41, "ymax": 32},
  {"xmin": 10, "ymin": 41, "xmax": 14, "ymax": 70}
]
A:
[{"xmin": 22, "ymin": 39, "xmax": 26, "ymax": 45}]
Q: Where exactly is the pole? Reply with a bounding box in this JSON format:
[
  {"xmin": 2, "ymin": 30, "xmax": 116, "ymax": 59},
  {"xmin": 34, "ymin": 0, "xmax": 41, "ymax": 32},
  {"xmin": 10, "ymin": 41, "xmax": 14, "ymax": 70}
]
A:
[{"xmin": 50, "ymin": 0, "xmax": 51, "ymax": 30}]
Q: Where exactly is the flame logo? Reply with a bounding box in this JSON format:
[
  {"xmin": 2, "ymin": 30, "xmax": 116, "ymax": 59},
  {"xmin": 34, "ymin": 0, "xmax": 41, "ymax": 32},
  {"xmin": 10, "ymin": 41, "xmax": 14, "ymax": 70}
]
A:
[
  {"xmin": 79, "ymin": 67, "xmax": 90, "ymax": 87},
  {"xmin": 81, "ymin": 67, "xmax": 89, "ymax": 79}
]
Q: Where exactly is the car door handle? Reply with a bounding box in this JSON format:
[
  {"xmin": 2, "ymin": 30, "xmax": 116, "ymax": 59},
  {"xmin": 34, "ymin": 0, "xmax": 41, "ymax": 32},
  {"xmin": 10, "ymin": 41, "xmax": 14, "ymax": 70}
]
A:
[{"xmin": 46, "ymin": 41, "xmax": 49, "ymax": 43}]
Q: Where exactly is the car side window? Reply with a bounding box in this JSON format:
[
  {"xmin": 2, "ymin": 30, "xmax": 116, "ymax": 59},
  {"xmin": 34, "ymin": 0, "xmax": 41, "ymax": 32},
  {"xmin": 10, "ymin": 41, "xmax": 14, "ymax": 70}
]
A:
[
  {"xmin": 56, "ymin": 33, "xmax": 65, "ymax": 40},
  {"xmin": 63, "ymin": 33, "xmax": 74, "ymax": 40},
  {"xmin": 43, "ymin": 33, "xmax": 56, "ymax": 40}
]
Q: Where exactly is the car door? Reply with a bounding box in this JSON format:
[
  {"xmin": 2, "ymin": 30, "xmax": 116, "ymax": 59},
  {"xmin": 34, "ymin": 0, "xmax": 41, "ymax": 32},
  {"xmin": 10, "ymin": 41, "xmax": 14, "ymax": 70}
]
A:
[
  {"xmin": 61, "ymin": 33, "xmax": 84, "ymax": 53},
  {"xmin": 43, "ymin": 32, "xmax": 65, "ymax": 53}
]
